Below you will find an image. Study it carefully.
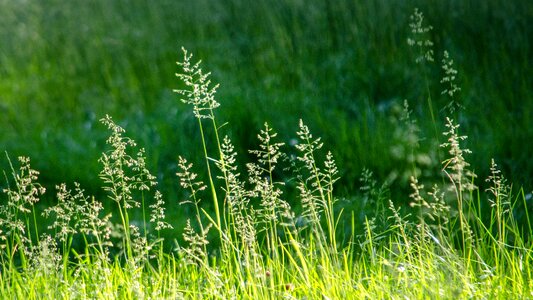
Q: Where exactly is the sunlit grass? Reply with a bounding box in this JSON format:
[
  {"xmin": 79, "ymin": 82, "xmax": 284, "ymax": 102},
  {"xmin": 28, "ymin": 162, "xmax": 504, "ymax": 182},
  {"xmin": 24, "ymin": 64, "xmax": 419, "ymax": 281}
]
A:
[{"xmin": 1, "ymin": 44, "xmax": 531, "ymax": 298}]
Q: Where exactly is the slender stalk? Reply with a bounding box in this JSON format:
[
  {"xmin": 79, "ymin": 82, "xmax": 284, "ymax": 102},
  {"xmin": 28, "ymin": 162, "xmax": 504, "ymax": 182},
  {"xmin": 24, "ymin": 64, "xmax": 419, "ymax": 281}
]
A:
[{"xmin": 197, "ymin": 118, "xmax": 222, "ymax": 236}]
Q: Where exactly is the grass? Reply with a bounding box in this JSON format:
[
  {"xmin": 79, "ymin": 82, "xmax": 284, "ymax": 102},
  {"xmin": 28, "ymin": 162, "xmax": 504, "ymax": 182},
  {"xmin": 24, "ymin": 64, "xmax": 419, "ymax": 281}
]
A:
[
  {"xmin": 1, "ymin": 2, "xmax": 532, "ymax": 298},
  {"xmin": 1, "ymin": 43, "xmax": 532, "ymax": 298},
  {"xmin": 0, "ymin": 0, "xmax": 531, "ymax": 200}
]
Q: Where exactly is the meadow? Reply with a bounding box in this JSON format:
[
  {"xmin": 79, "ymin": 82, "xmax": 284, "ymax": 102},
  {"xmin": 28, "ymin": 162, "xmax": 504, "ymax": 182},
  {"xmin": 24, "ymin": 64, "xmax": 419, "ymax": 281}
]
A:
[{"xmin": 1, "ymin": 0, "xmax": 532, "ymax": 298}]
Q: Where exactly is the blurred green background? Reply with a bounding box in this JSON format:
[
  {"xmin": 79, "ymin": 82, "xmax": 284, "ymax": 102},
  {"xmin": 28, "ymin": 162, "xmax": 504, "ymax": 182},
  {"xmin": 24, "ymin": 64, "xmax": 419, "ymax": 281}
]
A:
[{"xmin": 1, "ymin": 0, "xmax": 531, "ymax": 220}]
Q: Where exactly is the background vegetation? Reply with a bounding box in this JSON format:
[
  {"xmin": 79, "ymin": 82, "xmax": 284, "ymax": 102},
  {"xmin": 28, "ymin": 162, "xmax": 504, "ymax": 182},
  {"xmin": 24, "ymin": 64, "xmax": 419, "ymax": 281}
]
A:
[{"xmin": 1, "ymin": 0, "xmax": 531, "ymax": 202}]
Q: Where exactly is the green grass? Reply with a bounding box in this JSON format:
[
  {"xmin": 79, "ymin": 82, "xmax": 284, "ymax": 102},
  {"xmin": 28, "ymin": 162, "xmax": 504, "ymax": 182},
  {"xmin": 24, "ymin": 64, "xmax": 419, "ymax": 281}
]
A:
[
  {"xmin": 1, "ymin": 46, "xmax": 532, "ymax": 299},
  {"xmin": 0, "ymin": 0, "xmax": 531, "ymax": 200},
  {"xmin": 0, "ymin": 1, "xmax": 532, "ymax": 298}
]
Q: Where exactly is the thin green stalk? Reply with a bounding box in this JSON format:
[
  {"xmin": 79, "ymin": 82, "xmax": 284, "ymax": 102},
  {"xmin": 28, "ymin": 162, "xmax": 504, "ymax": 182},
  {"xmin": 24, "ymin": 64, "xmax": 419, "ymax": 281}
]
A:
[
  {"xmin": 197, "ymin": 118, "xmax": 221, "ymax": 234},
  {"xmin": 117, "ymin": 202, "xmax": 133, "ymax": 260},
  {"xmin": 141, "ymin": 191, "xmax": 148, "ymax": 239},
  {"xmin": 31, "ymin": 206, "xmax": 39, "ymax": 248}
]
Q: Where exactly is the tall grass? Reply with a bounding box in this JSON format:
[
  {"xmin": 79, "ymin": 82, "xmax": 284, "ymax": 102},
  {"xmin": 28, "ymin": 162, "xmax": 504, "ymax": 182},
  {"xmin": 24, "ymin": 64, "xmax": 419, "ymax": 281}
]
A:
[
  {"xmin": 1, "ymin": 0, "xmax": 531, "ymax": 202},
  {"xmin": 1, "ymin": 41, "xmax": 531, "ymax": 298}
]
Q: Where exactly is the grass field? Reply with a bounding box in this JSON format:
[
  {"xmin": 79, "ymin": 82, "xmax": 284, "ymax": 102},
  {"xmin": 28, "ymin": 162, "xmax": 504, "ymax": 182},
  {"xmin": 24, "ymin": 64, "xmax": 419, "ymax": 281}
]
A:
[{"xmin": 1, "ymin": 0, "xmax": 532, "ymax": 298}]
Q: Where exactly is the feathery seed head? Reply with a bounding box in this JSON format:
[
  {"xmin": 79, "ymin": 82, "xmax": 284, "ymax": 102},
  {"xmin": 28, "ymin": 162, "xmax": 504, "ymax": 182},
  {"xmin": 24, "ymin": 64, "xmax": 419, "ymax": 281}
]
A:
[
  {"xmin": 441, "ymin": 117, "xmax": 477, "ymax": 193},
  {"xmin": 441, "ymin": 51, "xmax": 462, "ymax": 113},
  {"xmin": 407, "ymin": 8, "xmax": 434, "ymax": 64},
  {"xmin": 175, "ymin": 47, "xmax": 220, "ymax": 119}
]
